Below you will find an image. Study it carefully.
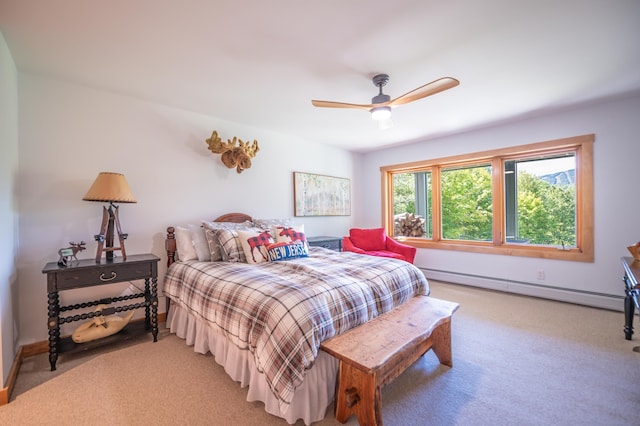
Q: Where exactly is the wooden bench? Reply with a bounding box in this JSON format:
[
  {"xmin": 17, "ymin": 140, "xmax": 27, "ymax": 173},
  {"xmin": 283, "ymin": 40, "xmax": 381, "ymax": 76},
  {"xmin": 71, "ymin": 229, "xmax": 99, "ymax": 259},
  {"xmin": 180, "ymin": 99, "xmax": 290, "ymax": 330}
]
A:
[{"xmin": 320, "ymin": 296, "xmax": 459, "ymax": 426}]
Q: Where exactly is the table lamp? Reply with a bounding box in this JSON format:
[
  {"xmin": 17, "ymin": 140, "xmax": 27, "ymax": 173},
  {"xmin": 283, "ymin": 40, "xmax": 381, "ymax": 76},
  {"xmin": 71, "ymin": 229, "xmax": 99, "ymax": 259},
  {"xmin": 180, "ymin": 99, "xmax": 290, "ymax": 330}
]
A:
[{"xmin": 83, "ymin": 172, "xmax": 137, "ymax": 263}]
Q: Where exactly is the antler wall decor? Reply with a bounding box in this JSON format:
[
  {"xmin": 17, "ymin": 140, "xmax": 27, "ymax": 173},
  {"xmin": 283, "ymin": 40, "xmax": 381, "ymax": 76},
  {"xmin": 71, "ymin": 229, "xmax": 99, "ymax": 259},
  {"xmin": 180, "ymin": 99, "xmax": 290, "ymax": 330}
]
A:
[{"xmin": 205, "ymin": 130, "xmax": 259, "ymax": 173}]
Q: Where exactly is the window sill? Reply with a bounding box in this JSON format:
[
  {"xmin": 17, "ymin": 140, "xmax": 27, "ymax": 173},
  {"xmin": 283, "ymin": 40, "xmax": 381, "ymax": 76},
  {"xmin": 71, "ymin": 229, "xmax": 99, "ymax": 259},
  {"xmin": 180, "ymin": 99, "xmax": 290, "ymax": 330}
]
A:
[{"xmin": 400, "ymin": 238, "xmax": 593, "ymax": 262}]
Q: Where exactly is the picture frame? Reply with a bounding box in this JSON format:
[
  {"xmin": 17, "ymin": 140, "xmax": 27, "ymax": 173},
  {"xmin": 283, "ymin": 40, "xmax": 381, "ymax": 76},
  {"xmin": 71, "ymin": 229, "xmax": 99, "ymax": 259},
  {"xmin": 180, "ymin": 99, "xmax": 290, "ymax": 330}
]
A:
[{"xmin": 293, "ymin": 172, "xmax": 351, "ymax": 217}]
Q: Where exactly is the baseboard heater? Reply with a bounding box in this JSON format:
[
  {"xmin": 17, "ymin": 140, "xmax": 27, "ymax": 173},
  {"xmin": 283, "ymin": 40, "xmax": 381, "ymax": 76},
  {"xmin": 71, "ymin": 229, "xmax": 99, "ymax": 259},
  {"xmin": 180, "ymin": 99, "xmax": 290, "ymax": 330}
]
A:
[{"xmin": 420, "ymin": 267, "xmax": 627, "ymax": 312}]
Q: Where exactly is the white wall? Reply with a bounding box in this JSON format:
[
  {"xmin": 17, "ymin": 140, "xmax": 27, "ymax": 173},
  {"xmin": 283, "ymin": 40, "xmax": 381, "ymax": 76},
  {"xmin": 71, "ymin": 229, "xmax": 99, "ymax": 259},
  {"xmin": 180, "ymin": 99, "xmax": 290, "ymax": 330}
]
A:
[
  {"xmin": 360, "ymin": 93, "xmax": 640, "ymax": 309},
  {"xmin": 0, "ymin": 31, "xmax": 19, "ymax": 386},
  {"xmin": 12, "ymin": 71, "xmax": 640, "ymax": 346},
  {"xmin": 16, "ymin": 74, "xmax": 357, "ymax": 345}
]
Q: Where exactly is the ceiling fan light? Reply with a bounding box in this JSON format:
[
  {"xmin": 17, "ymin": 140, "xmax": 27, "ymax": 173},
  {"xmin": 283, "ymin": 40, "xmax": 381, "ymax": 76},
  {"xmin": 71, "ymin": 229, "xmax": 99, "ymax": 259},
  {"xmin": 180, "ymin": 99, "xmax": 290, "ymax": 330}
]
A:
[
  {"xmin": 378, "ymin": 117, "xmax": 394, "ymax": 130},
  {"xmin": 371, "ymin": 106, "xmax": 391, "ymax": 121}
]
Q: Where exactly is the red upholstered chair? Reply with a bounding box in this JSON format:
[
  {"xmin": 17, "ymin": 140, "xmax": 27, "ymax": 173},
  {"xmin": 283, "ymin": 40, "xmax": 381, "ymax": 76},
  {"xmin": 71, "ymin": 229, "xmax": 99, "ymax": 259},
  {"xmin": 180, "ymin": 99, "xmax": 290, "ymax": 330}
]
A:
[{"xmin": 342, "ymin": 228, "xmax": 417, "ymax": 264}]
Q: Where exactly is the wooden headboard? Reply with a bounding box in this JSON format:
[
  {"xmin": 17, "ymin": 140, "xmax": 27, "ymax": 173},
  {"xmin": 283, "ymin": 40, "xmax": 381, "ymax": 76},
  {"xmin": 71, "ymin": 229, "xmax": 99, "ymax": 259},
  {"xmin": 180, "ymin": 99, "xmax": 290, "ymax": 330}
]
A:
[{"xmin": 165, "ymin": 213, "xmax": 253, "ymax": 267}]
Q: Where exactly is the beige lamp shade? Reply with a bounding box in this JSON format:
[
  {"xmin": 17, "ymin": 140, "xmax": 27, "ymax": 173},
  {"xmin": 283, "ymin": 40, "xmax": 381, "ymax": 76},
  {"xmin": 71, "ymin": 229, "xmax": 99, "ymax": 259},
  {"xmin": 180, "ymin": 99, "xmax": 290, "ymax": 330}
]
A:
[{"xmin": 83, "ymin": 172, "xmax": 137, "ymax": 203}]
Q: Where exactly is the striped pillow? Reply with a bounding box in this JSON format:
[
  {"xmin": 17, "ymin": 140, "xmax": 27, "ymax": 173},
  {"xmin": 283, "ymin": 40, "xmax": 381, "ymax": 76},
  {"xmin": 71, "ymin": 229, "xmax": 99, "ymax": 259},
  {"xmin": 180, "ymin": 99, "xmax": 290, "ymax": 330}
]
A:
[
  {"xmin": 202, "ymin": 220, "xmax": 253, "ymax": 261},
  {"xmin": 208, "ymin": 228, "xmax": 246, "ymax": 262}
]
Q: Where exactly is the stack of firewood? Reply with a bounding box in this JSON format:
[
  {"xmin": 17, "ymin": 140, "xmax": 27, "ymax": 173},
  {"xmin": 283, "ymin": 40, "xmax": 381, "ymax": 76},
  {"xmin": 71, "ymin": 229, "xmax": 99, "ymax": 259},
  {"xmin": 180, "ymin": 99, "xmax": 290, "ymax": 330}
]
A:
[{"xmin": 394, "ymin": 213, "xmax": 426, "ymax": 237}]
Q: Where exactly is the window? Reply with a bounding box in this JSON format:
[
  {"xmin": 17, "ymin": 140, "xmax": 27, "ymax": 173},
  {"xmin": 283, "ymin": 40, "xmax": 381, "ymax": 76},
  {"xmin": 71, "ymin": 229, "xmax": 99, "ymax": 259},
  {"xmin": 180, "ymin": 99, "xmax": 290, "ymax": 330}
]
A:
[
  {"xmin": 504, "ymin": 154, "xmax": 576, "ymax": 247},
  {"xmin": 441, "ymin": 164, "xmax": 492, "ymax": 241},
  {"xmin": 393, "ymin": 171, "xmax": 432, "ymax": 238},
  {"xmin": 381, "ymin": 134, "xmax": 594, "ymax": 262}
]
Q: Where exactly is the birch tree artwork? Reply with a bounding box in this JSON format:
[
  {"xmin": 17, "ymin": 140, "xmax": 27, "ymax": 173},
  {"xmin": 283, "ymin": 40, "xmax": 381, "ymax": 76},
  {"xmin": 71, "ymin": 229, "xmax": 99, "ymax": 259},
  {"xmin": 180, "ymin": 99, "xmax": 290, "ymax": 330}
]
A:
[{"xmin": 294, "ymin": 172, "xmax": 350, "ymax": 216}]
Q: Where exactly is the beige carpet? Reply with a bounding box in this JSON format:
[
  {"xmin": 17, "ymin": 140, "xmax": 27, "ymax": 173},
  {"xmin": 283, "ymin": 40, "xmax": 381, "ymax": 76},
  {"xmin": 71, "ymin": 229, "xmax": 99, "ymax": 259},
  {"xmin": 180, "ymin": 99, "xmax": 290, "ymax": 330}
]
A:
[{"xmin": 2, "ymin": 281, "xmax": 639, "ymax": 425}]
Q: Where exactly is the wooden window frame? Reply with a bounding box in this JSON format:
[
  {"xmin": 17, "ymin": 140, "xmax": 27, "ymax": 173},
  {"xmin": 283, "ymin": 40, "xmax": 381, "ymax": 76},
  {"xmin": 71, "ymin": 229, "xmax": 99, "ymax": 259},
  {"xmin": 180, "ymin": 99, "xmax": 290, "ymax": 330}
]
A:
[{"xmin": 381, "ymin": 134, "xmax": 594, "ymax": 262}]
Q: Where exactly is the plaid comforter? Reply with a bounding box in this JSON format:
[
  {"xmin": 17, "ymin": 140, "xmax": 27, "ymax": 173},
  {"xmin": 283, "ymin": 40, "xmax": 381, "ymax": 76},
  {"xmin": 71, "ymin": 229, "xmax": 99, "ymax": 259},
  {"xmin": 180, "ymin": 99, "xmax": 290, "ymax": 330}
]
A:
[{"xmin": 164, "ymin": 247, "xmax": 429, "ymax": 414}]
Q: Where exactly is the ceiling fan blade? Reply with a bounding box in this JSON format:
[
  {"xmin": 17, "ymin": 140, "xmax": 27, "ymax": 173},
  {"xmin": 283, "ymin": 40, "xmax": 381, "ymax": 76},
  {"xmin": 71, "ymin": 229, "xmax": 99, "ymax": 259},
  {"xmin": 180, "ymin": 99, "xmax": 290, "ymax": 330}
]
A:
[
  {"xmin": 311, "ymin": 99, "xmax": 373, "ymax": 111},
  {"xmin": 388, "ymin": 77, "xmax": 459, "ymax": 107}
]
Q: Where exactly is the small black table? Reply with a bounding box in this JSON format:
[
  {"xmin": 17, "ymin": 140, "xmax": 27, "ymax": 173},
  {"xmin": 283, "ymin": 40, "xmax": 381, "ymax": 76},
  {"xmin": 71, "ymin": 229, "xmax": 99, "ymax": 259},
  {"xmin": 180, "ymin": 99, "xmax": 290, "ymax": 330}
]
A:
[
  {"xmin": 307, "ymin": 236, "xmax": 343, "ymax": 252},
  {"xmin": 42, "ymin": 253, "xmax": 160, "ymax": 370},
  {"xmin": 621, "ymin": 256, "xmax": 640, "ymax": 340}
]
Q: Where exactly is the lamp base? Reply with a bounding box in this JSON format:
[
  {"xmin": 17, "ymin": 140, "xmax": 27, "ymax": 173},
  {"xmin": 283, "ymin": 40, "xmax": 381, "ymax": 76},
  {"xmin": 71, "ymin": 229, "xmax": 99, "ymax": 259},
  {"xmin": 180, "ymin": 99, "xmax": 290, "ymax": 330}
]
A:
[{"xmin": 94, "ymin": 204, "xmax": 128, "ymax": 263}]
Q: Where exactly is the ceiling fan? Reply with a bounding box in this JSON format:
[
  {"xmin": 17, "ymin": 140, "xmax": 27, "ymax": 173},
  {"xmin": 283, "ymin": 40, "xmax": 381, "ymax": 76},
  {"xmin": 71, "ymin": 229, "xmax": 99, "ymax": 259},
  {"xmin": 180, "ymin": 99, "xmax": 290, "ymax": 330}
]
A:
[{"xmin": 311, "ymin": 74, "xmax": 459, "ymax": 128}]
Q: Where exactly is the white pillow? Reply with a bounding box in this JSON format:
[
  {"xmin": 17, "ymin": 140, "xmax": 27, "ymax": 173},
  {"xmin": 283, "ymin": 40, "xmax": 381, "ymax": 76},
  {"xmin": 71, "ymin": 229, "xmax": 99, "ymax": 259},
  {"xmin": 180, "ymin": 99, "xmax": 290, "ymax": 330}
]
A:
[
  {"xmin": 237, "ymin": 229, "xmax": 275, "ymax": 264},
  {"xmin": 188, "ymin": 224, "xmax": 210, "ymax": 261},
  {"xmin": 175, "ymin": 226, "xmax": 198, "ymax": 261}
]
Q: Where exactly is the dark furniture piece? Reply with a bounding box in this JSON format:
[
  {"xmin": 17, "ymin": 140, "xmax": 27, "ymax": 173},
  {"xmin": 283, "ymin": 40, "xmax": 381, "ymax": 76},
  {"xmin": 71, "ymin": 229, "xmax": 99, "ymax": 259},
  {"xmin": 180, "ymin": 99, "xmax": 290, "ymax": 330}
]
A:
[
  {"xmin": 307, "ymin": 236, "xmax": 342, "ymax": 252},
  {"xmin": 622, "ymin": 256, "xmax": 640, "ymax": 340},
  {"xmin": 42, "ymin": 253, "xmax": 160, "ymax": 371}
]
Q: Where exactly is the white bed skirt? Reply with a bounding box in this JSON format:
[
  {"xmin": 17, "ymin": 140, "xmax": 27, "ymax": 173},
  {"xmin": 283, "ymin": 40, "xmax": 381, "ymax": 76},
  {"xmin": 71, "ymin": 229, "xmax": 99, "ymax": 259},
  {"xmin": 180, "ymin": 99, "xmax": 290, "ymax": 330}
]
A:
[{"xmin": 167, "ymin": 302, "xmax": 338, "ymax": 425}]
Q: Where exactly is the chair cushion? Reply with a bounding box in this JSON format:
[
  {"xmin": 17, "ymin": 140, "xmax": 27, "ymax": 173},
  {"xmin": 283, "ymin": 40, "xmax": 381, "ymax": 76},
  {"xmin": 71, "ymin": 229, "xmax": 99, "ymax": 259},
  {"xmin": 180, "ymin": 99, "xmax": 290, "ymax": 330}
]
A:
[
  {"xmin": 349, "ymin": 228, "xmax": 387, "ymax": 251},
  {"xmin": 364, "ymin": 250, "xmax": 406, "ymax": 261}
]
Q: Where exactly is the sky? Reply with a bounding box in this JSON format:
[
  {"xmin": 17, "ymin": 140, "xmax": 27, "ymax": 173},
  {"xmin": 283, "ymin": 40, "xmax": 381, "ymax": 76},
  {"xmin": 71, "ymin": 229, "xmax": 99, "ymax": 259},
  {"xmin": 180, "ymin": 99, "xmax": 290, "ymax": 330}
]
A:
[{"xmin": 517, "ymin": 156, "xmax": 575, "ymax": 176}]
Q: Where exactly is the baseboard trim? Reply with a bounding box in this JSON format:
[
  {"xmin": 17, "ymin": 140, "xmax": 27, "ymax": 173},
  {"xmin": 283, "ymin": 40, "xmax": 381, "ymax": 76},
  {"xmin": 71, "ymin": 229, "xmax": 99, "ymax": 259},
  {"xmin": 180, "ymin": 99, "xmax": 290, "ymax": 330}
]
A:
[
  {"xmin": 0, "ymin": 346, "xmax": 23, "ymax": 406},
  {"xmin": 421, "ymin": 268, "xmax": 625, "ymax": 312},
  {"xmin": 0, "ymin": 312, "xmax": 166, "ymax": 406}
]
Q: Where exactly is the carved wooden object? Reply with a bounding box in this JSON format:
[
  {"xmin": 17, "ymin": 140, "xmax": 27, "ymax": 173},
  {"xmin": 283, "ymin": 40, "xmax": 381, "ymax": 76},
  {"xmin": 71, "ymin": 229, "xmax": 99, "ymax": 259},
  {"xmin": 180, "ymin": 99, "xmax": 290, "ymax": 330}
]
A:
[
  {"xmin": 320, "ymin": 296, "xmax": 459, "ymax": 425},
  {"xmin": 94, "ymin": 204, "xmax": 128, "ymax": 262},
  {"xmin": 206, "ymin": 130, "xmax": 259, "ymax": 173},
  {"xmin": 57, "ymin": 241, "xmax": 86, "ymax": 266},
  {"xmin": 166, "ymin": 226, "xmax": 177, "ymax": 267}
]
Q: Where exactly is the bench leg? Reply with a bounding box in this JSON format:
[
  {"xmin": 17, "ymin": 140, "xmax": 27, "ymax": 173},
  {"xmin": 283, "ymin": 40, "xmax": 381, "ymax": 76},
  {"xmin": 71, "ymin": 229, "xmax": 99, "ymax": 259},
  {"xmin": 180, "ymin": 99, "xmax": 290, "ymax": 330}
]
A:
[
  {"xmin": 335, "ymin": 361, "xmax": 383, "ymax": 425},
  {"xmin": 430, "ymin": 319, "xmax": 453, "ymax": 367}
]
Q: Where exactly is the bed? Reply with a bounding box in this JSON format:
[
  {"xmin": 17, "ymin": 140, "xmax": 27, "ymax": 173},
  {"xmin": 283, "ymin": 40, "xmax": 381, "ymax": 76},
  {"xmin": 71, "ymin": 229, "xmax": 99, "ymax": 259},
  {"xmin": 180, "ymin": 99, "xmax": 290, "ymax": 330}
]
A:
[{"xmin": 163, "ymin": 213, "xmax": 429, "ymax": 424}]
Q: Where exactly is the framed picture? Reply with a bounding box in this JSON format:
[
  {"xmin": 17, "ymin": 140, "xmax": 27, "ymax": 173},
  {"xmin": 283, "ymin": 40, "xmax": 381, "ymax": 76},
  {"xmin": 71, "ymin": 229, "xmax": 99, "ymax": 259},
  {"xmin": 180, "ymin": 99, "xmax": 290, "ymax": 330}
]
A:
[{"xmin": 293, "ymin": 172, "xmax": 351, "ymax": 217}]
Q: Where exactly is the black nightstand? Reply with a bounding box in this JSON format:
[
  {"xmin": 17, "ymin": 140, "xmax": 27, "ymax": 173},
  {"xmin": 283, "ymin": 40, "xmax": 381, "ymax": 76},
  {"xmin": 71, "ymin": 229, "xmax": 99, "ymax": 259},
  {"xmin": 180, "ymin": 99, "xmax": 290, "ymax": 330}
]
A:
[
  {"xmin": 42, "ymin": 253, "xmax": 160, "ymax": 371},
  {"xmin": 307, "ymin": 236, "xmax": 342, "ymax": 252}
]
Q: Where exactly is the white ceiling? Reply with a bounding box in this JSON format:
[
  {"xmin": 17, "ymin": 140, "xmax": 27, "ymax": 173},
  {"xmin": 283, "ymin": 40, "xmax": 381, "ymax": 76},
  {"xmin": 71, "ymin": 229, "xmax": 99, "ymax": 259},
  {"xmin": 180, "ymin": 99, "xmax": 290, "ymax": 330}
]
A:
[{"xmin": 1, "ymin": 0, "xmax": 639, "ymax": 152}]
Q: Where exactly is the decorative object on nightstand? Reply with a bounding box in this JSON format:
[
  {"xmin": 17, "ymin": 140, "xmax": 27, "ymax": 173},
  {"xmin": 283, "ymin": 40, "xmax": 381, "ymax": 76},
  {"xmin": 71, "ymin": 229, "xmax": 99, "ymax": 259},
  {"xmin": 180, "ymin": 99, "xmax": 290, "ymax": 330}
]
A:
[
  {"xmin": 83, "ymin": 172, "xmax": 137, "ymax": 263},
  {"xmin": 57, "ymin": 241, "xmax": 86, "ymax": 266},
  {"xmin": 71, "ymin": 304, "xmax": 135, "ymax": 343}
]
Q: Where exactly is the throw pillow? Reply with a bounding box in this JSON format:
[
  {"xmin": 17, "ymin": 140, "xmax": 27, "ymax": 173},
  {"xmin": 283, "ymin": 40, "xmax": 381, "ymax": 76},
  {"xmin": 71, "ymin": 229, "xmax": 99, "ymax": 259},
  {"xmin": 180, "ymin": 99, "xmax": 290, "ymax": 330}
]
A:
[
  {"xmin": 267, "ymin": 241, "xmax": 309, "ymax": 261},
  {"xmin": 208, "ymin": 227, "xmax": 247, "ymax": 263},
  {"xmin": 204, "ymin": 228, "xmax": 224, "ymax": 262},
  {"xmin": 202, "ymin": 220, "xmax": 254, "ymax": 261},
  {"xmin": 272, "ymin": 224, "xmax": 308, "ymax": 249},
  {"xmin": 349, "ymin": 228, "xmax": 386, "ymax": 251},
  {"xmin": 189, "ymin": 224, "xmax": 211, "ymax": 261},
  {"xmin": 237, "ymin": 229, "xmax": 275, "ymax": 264},
  {"xmin": 175, "ymin": 226, "xmax": 198, "ymax": 261}
]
